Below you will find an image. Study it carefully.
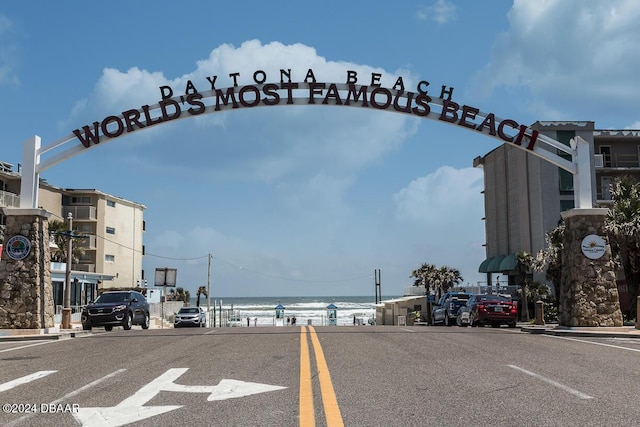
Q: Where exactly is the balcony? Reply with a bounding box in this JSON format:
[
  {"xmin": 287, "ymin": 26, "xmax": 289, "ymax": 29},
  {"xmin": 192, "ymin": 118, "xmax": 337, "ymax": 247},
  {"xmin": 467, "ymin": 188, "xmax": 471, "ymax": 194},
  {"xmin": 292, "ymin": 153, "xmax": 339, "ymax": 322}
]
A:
[
  {"xmin": 594, "ymin": 153, "xmax": 640, "ymax": 169},
  {"xmin": 0, "ymin": 190, "xmax": 20, "ymax": 208},
  {"xmin": 74, "ymin": 234, "xmax": 97, "ymax": 249},
  {"xmin": 72, "ymin": 263, "xmax": 96, "ymax": 273},
  {"xmin": 63, "ymin": 205, "xmax": 97, "ymax": 220}
]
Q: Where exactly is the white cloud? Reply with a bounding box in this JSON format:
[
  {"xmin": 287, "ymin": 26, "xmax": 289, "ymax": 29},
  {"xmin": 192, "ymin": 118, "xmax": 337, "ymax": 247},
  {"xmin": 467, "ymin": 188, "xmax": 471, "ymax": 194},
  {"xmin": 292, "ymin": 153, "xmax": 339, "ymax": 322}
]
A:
[
  {"xmin": 62, "ymin": 40, "xmax": 421, "ymax": 204},
  {"xmin": 393, "ymin": 166, "xmax": 484, "ymax": 225},
  {"xmin": 470, "ymin": 0, "xmax": 640, "ymax": 123},
  {"xmin": 416, "ymin": 0, "xmax": 457, "ymax": 24},
  {"xmin": 0, "ymin": 14, "xmax": 20, "ymax": 87}
]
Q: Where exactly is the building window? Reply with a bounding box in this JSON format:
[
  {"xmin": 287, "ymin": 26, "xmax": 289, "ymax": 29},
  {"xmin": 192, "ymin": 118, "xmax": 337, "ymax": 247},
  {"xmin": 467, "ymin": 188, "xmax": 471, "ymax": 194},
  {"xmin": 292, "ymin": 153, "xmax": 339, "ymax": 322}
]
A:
[
  {"xmin": 106, "ymin": 227, "xmax": 115, "ymax": 235},
  {"xmin": 557, "ymin": 131, "xmax": 575, "ymax": 192},
  {"xmin": 599, "ymin": 145, "xmax": 612, "ymax": 167},
  {"xmin": 105, "ymin": 255, "xmax": 115, "ymax": 262},
  {"xmin": 71, "ymin": 196, "xmax": 91, "ymax": 204},
  {"xmin": 560, "ymin": 199, "xmax": 575, "ymax": 212},
  {"xmin": 107, "ymin": 200, "xmax": 116, "ymax": 207}
]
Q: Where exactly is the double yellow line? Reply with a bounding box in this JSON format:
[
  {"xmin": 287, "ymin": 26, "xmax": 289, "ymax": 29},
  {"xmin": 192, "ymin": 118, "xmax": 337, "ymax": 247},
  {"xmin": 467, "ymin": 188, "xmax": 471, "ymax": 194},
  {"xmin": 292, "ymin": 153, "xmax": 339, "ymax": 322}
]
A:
[{"xmin": 299, "ymin": 325, "xmax": 344, "ymax": 427}]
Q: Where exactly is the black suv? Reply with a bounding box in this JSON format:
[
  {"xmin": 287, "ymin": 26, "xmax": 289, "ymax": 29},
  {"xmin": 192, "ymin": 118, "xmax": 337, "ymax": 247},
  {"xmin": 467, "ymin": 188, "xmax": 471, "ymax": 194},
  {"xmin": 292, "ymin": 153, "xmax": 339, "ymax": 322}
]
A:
[{"xmin": 81, "ymin": 291, "xmax": 150, "ymax": 331}]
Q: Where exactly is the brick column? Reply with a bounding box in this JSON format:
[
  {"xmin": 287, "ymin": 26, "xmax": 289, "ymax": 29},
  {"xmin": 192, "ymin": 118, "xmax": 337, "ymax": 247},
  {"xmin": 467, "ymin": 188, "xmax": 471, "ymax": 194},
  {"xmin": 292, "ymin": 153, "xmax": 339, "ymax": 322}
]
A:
[
  {"xmin": 0, "ymin": 208, "xmax": 55, "ymax": 329},
  {"xmin": 559, "ymin": 208, "xmax": 623, "ymax": 327}
]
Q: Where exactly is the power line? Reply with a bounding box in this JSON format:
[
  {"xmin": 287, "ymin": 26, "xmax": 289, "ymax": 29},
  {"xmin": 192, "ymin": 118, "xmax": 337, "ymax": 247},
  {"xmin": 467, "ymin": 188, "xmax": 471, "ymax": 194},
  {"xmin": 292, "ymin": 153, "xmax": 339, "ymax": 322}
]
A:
[{"xmin": 62, "ymin": 229, "xmax": 370, "ymax": 284}]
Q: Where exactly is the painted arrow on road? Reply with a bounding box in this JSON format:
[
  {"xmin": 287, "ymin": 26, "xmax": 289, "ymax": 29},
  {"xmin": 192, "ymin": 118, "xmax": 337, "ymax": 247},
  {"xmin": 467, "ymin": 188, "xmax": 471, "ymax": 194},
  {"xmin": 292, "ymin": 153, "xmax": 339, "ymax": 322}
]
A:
[{"xmin": 73, "ymin": 368, "xmax": 287, "ymax": 427}]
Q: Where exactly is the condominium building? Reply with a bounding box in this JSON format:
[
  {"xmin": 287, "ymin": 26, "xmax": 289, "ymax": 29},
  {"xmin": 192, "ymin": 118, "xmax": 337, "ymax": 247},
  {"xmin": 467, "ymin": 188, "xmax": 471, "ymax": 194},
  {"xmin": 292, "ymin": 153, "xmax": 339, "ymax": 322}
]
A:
[
  {"xmin": 0, "ymin": 161, "xmax": 146, "ymax": 307},
  {"xmin": 474, "ymin": 122, "xmax": 640, "ymax": 309}
]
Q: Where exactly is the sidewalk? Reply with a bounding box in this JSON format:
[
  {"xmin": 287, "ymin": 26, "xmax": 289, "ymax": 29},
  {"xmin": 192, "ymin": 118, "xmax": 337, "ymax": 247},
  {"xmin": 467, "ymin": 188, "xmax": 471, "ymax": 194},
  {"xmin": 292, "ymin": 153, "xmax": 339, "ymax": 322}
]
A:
[
  {"xmin": 520, "ymin": 322, "xmax": 640, "ymax": 338},
  {"xmin": 0, "ymin": 316, "xmax": 170, "ymax": 342}
]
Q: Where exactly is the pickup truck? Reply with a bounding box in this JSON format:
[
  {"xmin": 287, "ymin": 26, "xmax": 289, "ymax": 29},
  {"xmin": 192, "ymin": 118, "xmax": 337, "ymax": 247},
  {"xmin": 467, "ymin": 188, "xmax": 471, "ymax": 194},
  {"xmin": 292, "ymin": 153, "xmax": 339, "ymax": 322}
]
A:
[{"xmin": 431, "ymin": 291, "xmax": 473, "ymax": 326}]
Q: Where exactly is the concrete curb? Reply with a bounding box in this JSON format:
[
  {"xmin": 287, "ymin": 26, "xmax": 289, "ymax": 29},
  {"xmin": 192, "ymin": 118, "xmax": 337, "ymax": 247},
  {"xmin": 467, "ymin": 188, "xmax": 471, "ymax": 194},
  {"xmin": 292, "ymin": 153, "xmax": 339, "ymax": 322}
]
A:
[{"xmin": 521, "ymin": 325, "xmax": 640, "ymax": 338}]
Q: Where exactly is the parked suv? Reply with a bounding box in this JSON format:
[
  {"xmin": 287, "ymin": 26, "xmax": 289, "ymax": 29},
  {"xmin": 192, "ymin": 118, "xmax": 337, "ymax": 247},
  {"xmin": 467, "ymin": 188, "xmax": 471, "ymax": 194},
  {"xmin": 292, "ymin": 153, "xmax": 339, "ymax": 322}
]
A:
[
  {"xmin": 174, "ymin": 306, "xmax": 207, "ymax": 328},
  {"xmin": 431, "ymin": 291, "xmax": 473, "ymax": 326},
  {"xmin": 81, "ymin": 291, "xmax": 150, "ymax": 331}
]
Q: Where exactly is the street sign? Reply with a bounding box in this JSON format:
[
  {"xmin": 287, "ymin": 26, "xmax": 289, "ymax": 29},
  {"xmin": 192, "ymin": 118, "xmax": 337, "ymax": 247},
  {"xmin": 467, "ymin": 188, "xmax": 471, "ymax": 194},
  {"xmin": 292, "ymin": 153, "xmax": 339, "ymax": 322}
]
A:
[{"xmin": 154, "ymin": 267, "xmax": 177, "ymax": 287}]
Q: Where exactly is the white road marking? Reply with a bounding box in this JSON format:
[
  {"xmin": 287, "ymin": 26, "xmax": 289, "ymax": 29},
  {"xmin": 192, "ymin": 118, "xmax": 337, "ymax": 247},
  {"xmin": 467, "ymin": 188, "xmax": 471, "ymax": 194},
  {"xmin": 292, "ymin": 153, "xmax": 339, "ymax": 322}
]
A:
[
  {"xmin": 0, "ymin": 370, "xmax": 56, "ymax": 392},
  {"xmin": 74, "ymin": 368, "xmax": 287, "ymax": 426},
  {"xmin": 4, "ymin": 369, "xmax": 127, "ymax": 427},
  {"xmin": 400, "ymin": 328, "xmax": 415, "ymax": 333},
  {"xmin": 544, "ymin": 334, "xmax": 640, "ymax": 353},
  {"xmin": 0, "ymin": 341, "xmax": 54, "ymax": 353},
  {"xmin": 507, "ymin": 365, "xmax": 594, "ymax": 400}
]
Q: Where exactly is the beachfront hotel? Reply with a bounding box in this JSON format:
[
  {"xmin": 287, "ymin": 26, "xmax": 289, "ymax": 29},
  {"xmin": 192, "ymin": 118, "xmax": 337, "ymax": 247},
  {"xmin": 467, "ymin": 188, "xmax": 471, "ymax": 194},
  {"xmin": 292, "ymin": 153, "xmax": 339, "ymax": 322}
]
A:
[
  {"xmin": 474, "ymin": 121, "xmax": 640, "ymax": 312},
  {"xmin": 0, "ymin": 161, "xmax": 146, "ymax": 307}
]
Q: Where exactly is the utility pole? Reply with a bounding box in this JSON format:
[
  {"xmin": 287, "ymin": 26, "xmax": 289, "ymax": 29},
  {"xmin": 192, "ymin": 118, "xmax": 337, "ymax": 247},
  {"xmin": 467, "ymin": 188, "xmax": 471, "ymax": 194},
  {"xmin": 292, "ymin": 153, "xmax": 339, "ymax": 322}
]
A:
[
  {"xmin": 374, "ymin": 269, "xmax": 381, "ymax": 304},
  {"xmin": 61, "ymin": 212, "xmax": 73, "ymax": 329},
  {"xmin": 207, "ymin": 253, "xmax": 213, "ymax": 327}
]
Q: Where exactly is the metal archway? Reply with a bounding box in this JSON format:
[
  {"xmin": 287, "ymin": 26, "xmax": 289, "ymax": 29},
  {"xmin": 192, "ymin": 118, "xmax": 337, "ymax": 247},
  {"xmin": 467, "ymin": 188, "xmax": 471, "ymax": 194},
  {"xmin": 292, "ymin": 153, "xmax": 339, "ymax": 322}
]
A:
[{"xmin": 19, "ymin": 80, "xmax": 593, "ymax": 210}]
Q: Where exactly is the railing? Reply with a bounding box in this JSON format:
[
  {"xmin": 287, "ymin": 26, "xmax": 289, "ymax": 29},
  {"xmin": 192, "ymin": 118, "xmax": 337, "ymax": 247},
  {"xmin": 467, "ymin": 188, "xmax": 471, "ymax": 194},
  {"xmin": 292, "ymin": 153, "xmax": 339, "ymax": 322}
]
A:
[
  {"xmin": 72, "ymin": 263, "xmax": 96, "ymax": 273},
  {"xmin": 595, "ymin": 153, "xmax": 640, "ymax": 168},
  {"xmin": 54, "ymin": 305, "xmax": 83, "ymax": 324},
  {"xmin": 75, "ymin": 235, "xmax": 97, "ymax": 249},
  {"xmin": 63, "ymin": 205, "xmax": 97, "ymax": 220},
  {"xmin": 0, "ymin": 189, "xmax": 20, "ymax": 208}
]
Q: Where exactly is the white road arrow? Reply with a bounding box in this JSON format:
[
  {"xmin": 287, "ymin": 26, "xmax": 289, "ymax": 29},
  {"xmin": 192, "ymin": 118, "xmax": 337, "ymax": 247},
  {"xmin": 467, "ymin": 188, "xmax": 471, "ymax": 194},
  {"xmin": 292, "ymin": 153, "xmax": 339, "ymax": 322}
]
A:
[{"xmin": 74, "ymin": 368, "xmax": 286, "ymax": 427}]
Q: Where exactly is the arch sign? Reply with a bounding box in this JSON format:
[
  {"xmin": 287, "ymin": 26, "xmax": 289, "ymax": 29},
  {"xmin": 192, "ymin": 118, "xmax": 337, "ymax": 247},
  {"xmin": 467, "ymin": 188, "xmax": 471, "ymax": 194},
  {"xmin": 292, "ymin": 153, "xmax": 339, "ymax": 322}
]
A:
[{"xmin": 18, "ymin": 67, "xmax": 593, "ymax": 210}]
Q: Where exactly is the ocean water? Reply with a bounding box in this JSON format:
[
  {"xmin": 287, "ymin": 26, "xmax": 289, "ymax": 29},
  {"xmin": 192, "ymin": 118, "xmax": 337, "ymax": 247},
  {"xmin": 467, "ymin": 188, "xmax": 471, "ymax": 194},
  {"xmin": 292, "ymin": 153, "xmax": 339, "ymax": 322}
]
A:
[{"xmin": 191, "ymin": 296, "xmax": 395, "ymax": 327}]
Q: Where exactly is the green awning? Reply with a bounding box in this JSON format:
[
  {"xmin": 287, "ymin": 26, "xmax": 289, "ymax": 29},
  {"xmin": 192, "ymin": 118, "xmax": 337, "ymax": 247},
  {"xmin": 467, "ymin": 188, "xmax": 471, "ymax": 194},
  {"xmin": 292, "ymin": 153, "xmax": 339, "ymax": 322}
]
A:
[
  {"xmin": 486, "ymin": 255, "xmax": 506, "ymax": 273},
  {"xmin": 499, "ymin": 253, "xmax": 517, "ymax": 272},
  {"xmin": 479, "ymin": 253, "xmax": 520, "ymax": 273},
  {"xmin": 478, "ymin": 257, "xmax": 493, "ymax": 273}
]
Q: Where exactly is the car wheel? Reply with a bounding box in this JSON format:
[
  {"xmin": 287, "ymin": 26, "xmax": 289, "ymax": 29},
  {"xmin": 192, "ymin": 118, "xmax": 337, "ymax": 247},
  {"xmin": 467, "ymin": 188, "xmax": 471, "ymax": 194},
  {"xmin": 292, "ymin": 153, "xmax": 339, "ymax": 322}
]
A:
[
  {"xmin": 444, "ymin": 313, "xmax": 450, "ymax": 326},
  {"xmin": 82, "ymin": 324, "xmax": 91, "ymax": 331},
  {"xmin": 491, "ymin": 323, "xmax": 500, "ymax": 328},
  {"xmin": 141, "ymin": 313, "xmax": 150, "ymax": 330},
  {"xmin": 123, "ymin": 312, "xmax": 133, "ymax": 330},
  {"xmin": 508, "ymin": 322, "xmax": 517, "ymax": 328},
  {"xmin": 431, "ymin": 314, "xmax": 437, "ymax": 326},
  {"xmin": 104, "ymin": 325, "xmax": 113, "ymax": 331}
]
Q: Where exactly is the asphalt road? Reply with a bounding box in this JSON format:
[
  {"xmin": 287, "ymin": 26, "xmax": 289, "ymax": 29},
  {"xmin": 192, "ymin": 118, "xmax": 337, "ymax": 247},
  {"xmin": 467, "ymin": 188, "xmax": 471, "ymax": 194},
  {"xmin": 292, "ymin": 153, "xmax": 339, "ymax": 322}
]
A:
[{"xmin": 0, "ymin": 325, "xmax": 639, "ymax": 426}]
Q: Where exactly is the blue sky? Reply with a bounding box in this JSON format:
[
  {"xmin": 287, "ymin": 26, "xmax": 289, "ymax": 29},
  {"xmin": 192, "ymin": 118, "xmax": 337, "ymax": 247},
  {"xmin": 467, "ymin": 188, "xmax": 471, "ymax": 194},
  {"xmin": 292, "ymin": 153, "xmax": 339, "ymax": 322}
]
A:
[{"xmin": 1, "ymin": 1, "xmax": 639, "ymax": 297}]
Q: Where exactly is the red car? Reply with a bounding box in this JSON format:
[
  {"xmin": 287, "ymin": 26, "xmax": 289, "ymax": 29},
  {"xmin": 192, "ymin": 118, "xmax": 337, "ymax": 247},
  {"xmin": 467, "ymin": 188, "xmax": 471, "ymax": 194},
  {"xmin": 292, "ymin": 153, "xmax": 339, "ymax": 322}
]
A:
[{"xmin": 467, "ymin": 294, "xmax": 518, "ymax": 328}]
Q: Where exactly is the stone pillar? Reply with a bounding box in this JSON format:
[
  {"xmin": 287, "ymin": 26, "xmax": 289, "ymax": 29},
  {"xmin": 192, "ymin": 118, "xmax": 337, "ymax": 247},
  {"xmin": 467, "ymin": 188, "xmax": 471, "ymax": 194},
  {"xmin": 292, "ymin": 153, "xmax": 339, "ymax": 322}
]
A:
[
  {"xmin": 559, "ymin": 208, "xmax": 623, "ymax": 327},
  {"xmin": 0, "ymin": 208, "xmax": 55, "ymax": 329}
]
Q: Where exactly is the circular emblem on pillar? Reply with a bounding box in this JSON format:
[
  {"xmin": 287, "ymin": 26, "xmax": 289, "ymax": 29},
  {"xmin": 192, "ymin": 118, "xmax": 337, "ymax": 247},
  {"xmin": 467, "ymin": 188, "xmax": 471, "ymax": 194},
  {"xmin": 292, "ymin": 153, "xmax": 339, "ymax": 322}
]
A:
[
  {"xmin": 581, "ymin": 234, "xmax": 606, "ymax": 260},
  {"xmin": 5, "ymin": 235, "xmax": 32, "ymax": 260}
]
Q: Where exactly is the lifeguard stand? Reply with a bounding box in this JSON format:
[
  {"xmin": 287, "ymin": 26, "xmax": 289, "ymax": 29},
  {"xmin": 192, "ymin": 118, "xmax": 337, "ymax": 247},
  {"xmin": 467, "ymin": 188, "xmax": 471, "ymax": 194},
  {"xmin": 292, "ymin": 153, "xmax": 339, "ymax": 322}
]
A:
[
  {"xmin": 327, "ymin": 303, "xmax": 338, "ymax": 326},
  {"xmin": 275, "ymin": 304, "xmax": 285, "ymax": 326}
]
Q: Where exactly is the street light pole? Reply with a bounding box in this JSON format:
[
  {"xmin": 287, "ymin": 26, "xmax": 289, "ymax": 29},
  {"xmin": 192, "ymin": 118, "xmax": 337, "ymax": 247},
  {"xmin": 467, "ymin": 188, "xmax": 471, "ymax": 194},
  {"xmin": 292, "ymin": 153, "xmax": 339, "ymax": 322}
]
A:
[{"xmin": 61, "ymin": 212, "xmax": 73, "ymax": 329}]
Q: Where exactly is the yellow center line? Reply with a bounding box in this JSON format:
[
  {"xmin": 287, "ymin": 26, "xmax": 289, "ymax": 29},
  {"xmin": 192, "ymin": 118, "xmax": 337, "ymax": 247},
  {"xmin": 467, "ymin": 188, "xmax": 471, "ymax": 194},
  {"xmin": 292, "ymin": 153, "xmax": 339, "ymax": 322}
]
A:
[
  {"xmin": 307, "ymin": 326, "xmax": 344, "ymax": 427},
  {"xmin": 299, "ymin": 326, "xmax": 315, "ymax": 427}
]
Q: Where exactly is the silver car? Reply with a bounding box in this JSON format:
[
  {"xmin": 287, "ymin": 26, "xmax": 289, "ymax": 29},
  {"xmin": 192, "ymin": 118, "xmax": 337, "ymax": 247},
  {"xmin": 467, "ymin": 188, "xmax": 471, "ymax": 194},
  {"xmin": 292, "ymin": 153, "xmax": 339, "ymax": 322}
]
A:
[{"xmin": 174, "ymin": 307, "xmax": 207, "ymax": 328}]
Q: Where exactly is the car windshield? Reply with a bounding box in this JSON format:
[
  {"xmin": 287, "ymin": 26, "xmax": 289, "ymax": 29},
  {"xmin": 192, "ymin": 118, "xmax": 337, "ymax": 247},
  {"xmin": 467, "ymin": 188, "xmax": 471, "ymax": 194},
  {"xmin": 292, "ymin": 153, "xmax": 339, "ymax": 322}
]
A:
[
  {"xmin": 94, "ymin": 293, "xmax": 129, "ymax": 303},
  {"xmin": 179, "ymin": 308, "xmax": 200, "ymax": 314}
]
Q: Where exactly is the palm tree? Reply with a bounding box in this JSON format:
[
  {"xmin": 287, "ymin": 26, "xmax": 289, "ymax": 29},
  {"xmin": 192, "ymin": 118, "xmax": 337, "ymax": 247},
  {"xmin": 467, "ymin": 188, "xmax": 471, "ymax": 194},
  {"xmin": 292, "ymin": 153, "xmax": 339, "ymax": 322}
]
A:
[
  {"xmin": 604, "ymin": 176, "xmax": 640, "ymax": 320},
  {"xmin": 516, "ymin": 251, "xmax": 533, "ymax": 322},
  {"xmin": 169, "ymin": 287, "xmax": 191, "ymax": 304},
  {"xmin": 196, "ymin": 286, "xmax": 208, "ymax": 307},
  {"xmin": 439, "ymin": 266, "xmax": 463, "ymax": 294},
  {"xmin": 410, "ymin": 263, "xmax": 463, "ymax": 298},
  {"xmin": 48, "ymin": 219, "xmax": 85, "ymax": 264},
  {"xmin": 411, "ymin": 263, "xmax": 437, "ymax": 293},
  {"xmin": 533, "ymin": 221, "xmax": 565, "ymax": 300}
]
